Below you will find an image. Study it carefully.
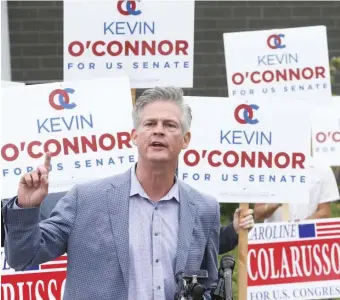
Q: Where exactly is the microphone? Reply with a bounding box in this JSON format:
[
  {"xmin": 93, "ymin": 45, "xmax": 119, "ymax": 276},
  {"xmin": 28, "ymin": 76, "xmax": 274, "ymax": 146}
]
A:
[
  {"xmin": 175, "ymin": 271, "xmax": 186, "ymax": 300},
  {"xmin": 211, "ymin": 255, "xmax": 236, "ymax": 300},
  {"xmin": 220, "ymin": 255, "xmax": 235, "ymax": 300},
  {"xmin": 174, "ymin": 270, "xmax": 208, "ymax": 300}
]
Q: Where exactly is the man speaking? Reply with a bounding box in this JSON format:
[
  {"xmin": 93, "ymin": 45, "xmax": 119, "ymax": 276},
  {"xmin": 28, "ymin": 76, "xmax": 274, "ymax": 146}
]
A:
[{"xmin": 2, "ymin": 87, "xmax": 220, "ymax": 300}]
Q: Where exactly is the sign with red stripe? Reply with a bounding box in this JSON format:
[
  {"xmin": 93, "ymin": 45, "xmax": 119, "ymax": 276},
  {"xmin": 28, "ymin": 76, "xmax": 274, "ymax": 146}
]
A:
[
  {"xmin": 247, "ymin": 218, "xmax": 340, "ymax": 300},
  {"xmin": 40, "ymin": 255, "xmax": 68, "ymax": 271},
  {"xmin": 1, "ymin": 248, "xmax": 67, "ymax": 299}
]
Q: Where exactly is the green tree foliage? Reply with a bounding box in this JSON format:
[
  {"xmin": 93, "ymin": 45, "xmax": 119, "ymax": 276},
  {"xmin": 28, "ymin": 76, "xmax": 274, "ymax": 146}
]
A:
[{"xmin": 330, "ymin": 56, "xmax": 340, "ymax": 86}]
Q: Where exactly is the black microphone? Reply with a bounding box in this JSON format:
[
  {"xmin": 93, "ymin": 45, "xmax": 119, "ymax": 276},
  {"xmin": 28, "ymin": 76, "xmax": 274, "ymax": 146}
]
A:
[
  {"xmin": 220, "ymin": 255, "xmax": 235, "ymax": 300},
  {"xmin": 174, "ymin": 270, "xmax": 208, "ymax": 300},
  {"xmin": 175, "ymin": 271, "xmax": 186, "ymax": 300}
]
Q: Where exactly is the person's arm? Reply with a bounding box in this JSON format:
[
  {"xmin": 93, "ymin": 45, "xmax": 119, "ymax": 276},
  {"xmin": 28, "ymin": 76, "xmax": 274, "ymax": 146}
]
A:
[
  {"xmin": 201, "ymin": 201, "xmax": 220, "ymax": 300},
  {"xmin": 2, "ymin": 186, "xmax": 77, "ymax": 270},
  {"xmin": 306, "ymin": 202, "xmax": 331, "ymax": 220},
  {"xmin": 253, "ymin": 203, "xmax": 281, "ymax": 222},
  {"xmin": 306, "ymin": 165, "xmax": 340, "ymax": 220},
  {"xmin": 219, "ymin": 208, "xmax": 255, "ymax": 254},
  {"xmin": 219, "ymin": 224, "xmax": 238, "ymax": 255},
  {"xmin": 1, "ymin": 200, "xmax": 6, "ymax": 247}
]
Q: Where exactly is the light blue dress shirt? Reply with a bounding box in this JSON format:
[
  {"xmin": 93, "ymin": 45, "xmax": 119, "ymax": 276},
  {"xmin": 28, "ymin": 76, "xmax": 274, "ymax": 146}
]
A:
[{"xmin": 128, "ymin": 166, "xmax": 180, "ymax": 300}]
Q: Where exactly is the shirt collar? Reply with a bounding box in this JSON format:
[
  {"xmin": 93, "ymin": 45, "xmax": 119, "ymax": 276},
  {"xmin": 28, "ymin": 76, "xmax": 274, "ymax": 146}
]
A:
[{"xmin": 130, "ymin": 164, "xmax": 179, "ymax": 202}]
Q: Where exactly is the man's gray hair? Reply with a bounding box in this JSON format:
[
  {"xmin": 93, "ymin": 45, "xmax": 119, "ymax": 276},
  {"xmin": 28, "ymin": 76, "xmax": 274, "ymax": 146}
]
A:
[{"xmin": 132, "ymin": 86, "xmax": 192, "ymax": 134}]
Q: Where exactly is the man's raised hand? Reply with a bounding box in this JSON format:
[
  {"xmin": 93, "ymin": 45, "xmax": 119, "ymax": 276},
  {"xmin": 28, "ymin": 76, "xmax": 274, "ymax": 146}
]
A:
[{"xmin": 17, "ymin": 152, "xmax": 51, "ymax": 208}]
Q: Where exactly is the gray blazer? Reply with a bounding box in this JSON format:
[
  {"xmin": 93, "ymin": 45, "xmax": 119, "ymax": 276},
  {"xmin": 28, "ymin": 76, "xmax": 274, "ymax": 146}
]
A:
[{"xmin": 2, "ymin": 169, "xmax": 220, "ymax": 300}]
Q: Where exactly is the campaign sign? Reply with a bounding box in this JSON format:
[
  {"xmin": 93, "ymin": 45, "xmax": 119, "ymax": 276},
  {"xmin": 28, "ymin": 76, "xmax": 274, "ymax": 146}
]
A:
[
  {"xmin": 223, "ymin": 26, "xmax": 331, "ymax": 98},
  {"xmin": 63, "ymin": 0, "xmax": 195, "ymax": 88},
  {"xmin": 312, "ymin": 97, "xmax": 340, "ymax": 166},
  {"xmin": 177, "ymin": 97, "xmax": 311, "ymax": 203},
  {"xmin": 1, "ymin": 77, "xmax": 137, "ymax": 198},
  {"xmin": 1, "ymin": 81, "xmax": 25, "ymax": 87},
  {"xmin": 248, "ymin": 219, "xmax": 340, "ymax": 300},
  {"xmin": 1, "ymin": 247, "xmax": 67, "ymax": 300}
]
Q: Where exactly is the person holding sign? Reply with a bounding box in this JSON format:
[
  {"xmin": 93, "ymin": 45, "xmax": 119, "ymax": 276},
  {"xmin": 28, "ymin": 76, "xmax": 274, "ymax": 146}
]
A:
[
  {"xmin": 2, "ymin": 87, "xmax": 220, "ymax": 300},
  {"xmin": 219, "ymin": 207, "xmax": 255, "ymax": 254},
  {"xmin": 253, "ymin": 159, "xmax": 340, "ymax": 222}
]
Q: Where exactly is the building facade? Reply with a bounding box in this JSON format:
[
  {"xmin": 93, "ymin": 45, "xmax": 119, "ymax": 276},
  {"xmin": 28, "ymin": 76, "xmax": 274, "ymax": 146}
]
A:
[{"xmin": 4, "ymin": 1, "xmax": 340, "ymax": 95}]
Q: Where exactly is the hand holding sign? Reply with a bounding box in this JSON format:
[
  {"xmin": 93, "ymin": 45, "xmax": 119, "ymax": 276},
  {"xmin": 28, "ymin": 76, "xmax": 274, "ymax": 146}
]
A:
[
  {"xmin": 18, "ymin": 153, "xmax": 51, "ymax": 208},
  {"xmin": 233, "ymin": 208, "xmax": 255, "ymax": 233}
]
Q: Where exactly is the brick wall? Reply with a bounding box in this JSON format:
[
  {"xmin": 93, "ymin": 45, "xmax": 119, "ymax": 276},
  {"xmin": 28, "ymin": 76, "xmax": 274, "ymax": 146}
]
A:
[{"xmin": 6, "ymin": 1, "xmax": 340, "ymax": 95}]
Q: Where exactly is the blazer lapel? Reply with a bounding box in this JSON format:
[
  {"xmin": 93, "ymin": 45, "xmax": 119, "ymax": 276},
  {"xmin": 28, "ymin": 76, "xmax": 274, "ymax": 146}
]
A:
[
  {"xmin": 175, "ymin": 183, "xmax": 198, "ymax": 275},
  {"xmin": 106, "ymin": 172, "xmax": 131, "ymax": 290}
]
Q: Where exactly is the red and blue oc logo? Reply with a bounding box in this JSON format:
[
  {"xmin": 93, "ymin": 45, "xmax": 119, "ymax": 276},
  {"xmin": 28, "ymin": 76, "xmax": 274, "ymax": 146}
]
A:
[
  {"xmin": 267, "ymin": 34, "xmax": 286, "ymax": 49},
  {"xmin": 234, "ymin": 104, "xmax": 259, "ymax": 125},
  {"xmin": 49, "ymin": 88, "xmax": 76, "ymax": 110},
  {"xmin": 117, "ymin": 0, "xmax": 141, "ymax": 16}
]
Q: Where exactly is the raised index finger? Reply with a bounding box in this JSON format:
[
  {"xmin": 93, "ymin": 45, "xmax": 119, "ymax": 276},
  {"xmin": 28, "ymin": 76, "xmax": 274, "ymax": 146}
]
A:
[{"xmin": 44, "ymin": 152, "xmax": 52, "ymax": 169}]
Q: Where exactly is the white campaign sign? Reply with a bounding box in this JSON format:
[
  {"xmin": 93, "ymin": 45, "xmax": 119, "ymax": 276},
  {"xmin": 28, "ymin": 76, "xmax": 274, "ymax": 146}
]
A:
[
  {"xmin": 223, "ymin": 26, "xmax": 331, "ymax": 99},
  {"xmin": 1, "ymin": 77, "xmax": 137, "ymax": 198},
  {"xmin": 247, "ymin": 219, "xmax": 340, "ymax": 300},
  {"xmin": 1, "ymin": 81, "xmax": 25, "ymax": 87},
  {"xmin": 63, "ymin": 0, "xmax": 195, "ymax": 88},
  {"xmin": 177, "ymin": 97, "xmax": 311, "ymax": 203},
  {"xmin": 0, "ymin": 82, "xmax": 26, "ymax": 197},
  {"xmin": 312, "ymin": 97, "xmax": 340, "ymax": 166}
]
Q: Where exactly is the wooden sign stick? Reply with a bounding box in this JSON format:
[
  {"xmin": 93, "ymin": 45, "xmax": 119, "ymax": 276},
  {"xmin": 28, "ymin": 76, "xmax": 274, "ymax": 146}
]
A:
[
  {"xmin": 282, "ymin": 204, "xmax": 290, "ymax": 221},
  {"xmin": 238, "ymin": 202, "xmax": 249, "ymax": 300},
  {"xmin": 131, "ymin": 88, "xmax": 136, "ymax": 105}
]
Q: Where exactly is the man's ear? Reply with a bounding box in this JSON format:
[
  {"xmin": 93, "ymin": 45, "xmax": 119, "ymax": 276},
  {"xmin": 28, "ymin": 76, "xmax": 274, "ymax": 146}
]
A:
[
  {"xmin": 131, "ymin": 129, "xmax": 137, "ymax": 146},
  {"xmin": 182, "ymin": 131, "xmax": 191, "ymax": 149}
]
